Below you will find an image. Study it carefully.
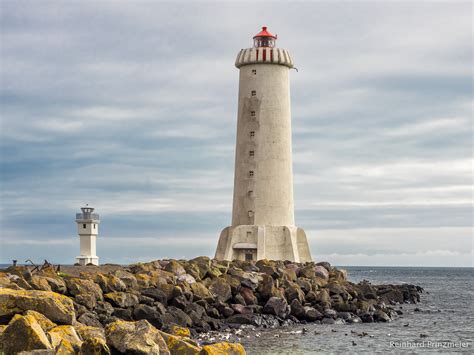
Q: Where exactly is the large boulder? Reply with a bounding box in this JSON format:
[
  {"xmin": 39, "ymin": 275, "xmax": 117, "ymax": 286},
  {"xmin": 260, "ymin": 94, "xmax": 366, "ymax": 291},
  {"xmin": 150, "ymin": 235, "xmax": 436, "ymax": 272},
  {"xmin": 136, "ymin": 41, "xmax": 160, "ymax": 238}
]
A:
[
  {"xmin": 263, "ymin": 297, "xmax": 290, "ymax": 319},
  {"xmin": 208, "ymin": 278, "xmax": 231, "ymax": 303},
  {"xmin": 104, "ymin": 292, "xmax": 139, "ymax": 308},
  {"xmin": 0, "ymin": 288, "xmax": 75, "ymax": 324},
  {"xmin": 105, "ymin": 319, "xmax": 170, "ymax": 355},
  {"xmin": 0, "ymin": 313, "xmax": 53, "ymax": 354}
]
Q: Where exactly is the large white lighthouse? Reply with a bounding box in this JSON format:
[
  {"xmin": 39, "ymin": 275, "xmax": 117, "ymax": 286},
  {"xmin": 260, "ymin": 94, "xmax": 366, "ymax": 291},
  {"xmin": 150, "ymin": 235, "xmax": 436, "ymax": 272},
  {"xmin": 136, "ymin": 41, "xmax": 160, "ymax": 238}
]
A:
[
  {"xmin": 75, "ymin": 205, "xmax": 100, "ymax": 265},
  {"xmin": 215, "ymin": 27, "xmax": 312, "ymax": 262}
]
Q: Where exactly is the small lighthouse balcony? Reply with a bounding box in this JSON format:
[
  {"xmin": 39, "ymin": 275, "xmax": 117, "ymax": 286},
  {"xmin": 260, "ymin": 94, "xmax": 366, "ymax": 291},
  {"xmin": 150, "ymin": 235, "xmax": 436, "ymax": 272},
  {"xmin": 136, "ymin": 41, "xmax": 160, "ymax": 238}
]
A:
[
  {"xmin": 76, "ymin": 206, "xmax": 99, "ymax": 220},
  {"xmin": 76, "ymin": 212, "xmax": 99, "ymax": 220}
]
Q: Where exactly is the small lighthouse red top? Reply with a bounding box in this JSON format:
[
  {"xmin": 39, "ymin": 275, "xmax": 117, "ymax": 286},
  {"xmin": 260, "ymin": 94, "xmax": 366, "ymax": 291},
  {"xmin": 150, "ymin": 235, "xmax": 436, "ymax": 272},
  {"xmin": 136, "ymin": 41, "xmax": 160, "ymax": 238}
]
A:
[{"xmin": 253, "ymin": 26, "xmax": 277, "ymax": 48}]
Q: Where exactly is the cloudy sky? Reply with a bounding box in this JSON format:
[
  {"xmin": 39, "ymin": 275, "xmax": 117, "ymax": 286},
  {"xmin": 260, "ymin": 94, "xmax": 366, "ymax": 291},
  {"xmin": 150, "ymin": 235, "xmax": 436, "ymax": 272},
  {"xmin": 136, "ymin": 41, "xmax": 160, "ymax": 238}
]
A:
[{"xmin": 0, "ymin": 1, "xmax": 472, "ymax": 266}]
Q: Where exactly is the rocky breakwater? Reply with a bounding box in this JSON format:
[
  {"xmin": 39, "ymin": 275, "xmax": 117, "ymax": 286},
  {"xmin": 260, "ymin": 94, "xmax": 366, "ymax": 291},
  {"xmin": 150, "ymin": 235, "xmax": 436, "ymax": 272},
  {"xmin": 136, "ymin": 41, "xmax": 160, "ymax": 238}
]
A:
[{"xmin": 0, "ymin": 258, "xmax": 423, "ymax": 354}]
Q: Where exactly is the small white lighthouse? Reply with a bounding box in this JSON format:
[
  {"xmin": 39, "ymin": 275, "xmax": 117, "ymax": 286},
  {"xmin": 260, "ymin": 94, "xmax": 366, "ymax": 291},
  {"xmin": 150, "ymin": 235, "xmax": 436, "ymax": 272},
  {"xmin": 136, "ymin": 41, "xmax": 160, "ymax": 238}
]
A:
[
  {"xmin": 215, "ymin": 26, "xmax": 312, "ymax": 262},
  {"xmin": 75, "ymin": 205, "xmax": 100, "ymax": 266}
]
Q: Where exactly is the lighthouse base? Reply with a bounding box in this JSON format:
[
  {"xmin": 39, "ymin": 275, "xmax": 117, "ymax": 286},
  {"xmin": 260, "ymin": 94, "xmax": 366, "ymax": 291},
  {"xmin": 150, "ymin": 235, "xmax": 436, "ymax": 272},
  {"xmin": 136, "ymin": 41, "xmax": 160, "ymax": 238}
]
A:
[
  {"xmin": 76, "ymin": 255, "xmax": 99, "ymax": 266},
  {"xmin": 215, "ymin": 225, "xmax": 312, "ymax": 262}
]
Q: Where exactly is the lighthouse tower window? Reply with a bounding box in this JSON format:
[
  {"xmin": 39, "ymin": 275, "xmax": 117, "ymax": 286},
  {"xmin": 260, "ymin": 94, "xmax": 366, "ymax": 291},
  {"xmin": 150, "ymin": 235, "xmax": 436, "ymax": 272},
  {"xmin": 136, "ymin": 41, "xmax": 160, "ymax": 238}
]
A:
[
  {"xmin": 250, "ymin": 131, "xmax": 255, "ymax": 137},
  {"xmin": 251, "ymin": 111, "xmax": 256, "ymax": 117},
  {"xmin": 249, "ymin": 150, "xmax": 254, "ymax": 157},
  {"xmin": 249, "ymin": 171, "xmax": 254, "ymax": 177},
  {"xmin": 83, "ymin": 224, "xmax": 86, "ymax": 229},
  {"xmin": 251, "ymin": 90, "xmax": 256, "ymax": 96}
]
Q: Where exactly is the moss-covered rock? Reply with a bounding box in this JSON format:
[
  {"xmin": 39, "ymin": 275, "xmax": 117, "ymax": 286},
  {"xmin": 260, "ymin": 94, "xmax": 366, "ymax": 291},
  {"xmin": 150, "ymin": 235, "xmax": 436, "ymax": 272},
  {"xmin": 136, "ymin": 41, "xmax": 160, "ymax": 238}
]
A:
[{"xmin": 0, "ymin": 288, "xmax": 76, "ymax": 324}]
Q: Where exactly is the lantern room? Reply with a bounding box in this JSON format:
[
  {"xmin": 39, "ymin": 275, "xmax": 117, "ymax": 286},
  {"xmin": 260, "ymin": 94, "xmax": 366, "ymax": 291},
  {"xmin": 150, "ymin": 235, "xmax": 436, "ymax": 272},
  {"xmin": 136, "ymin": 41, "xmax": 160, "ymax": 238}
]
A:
[{"xmin": 253, "ymin": 26, "xmax": 277, "ymax": 48}]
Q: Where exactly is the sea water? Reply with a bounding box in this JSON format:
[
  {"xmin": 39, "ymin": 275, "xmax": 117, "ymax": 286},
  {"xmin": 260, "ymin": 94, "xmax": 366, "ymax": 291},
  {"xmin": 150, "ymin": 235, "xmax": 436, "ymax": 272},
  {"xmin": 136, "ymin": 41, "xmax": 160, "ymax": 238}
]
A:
[{"xmin": 240, "ymin": 267, "xmax": 473, "ymax": 354}]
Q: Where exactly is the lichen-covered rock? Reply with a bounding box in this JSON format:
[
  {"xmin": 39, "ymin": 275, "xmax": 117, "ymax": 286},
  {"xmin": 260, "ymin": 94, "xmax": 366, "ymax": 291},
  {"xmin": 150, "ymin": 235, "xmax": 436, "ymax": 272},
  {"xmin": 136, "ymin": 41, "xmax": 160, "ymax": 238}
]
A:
[
  {"xmin": 65, "ymin": 277, "xmax": 103, "ymax": 301},
  {"xmin": 164, "ymin": 260, "xmax": 186, "ymax": 276},
  {"xmin": 159, "ymin": 331, "xmax": 201, "ymax": 355},
  {"xmin": 113, "ymin": 270, "xmax": 139, "ymax": 289},
  {"xmin": 169, "ymin": 325, "xmax": 190, "ymax": 337},
  {"xmin": 189, "ymin": 256, "xmax": 211, "ymax": 279},
  {"xmin": 74, "ymin": 324, "xmax": 106, "ymax": 342},
  {"xmin": 0, "ymin": 288, "xmax": 76, "ymax": 324},
  {"xmin": 284, "ymin": 282, "xmax": 305, "ymax": 303},
  {"xmin": 104, "ymin": 292, "xmax": 139, "ymax": 308},
  {"xmin": 80, "ymin": 337, "xmax": 111, "ymax": 355},
  {"xmin": 48, "ymin": 325, "xmax": 83, "ymax": 352},
  {"xmin": 0, "ymin": 313, "xmax": 53, "ymax": 354},
  {"xmin": 23, "ymin": 310, "xmax": 57, "ymax": 332},
  {"xmin": 177, "ymin": 273, "xmax": 196, "ymax": 285},
  {"xmin": 190, "ymin": 282, "xmax": 213, "ymax": 302},
  {"xmin": 94, "ymin": 273, "xmax": 127, "ymax": 293},
  {"xmin": 105, "ymin": 319, "xmax": 170, "ymax": 355},
  {"xmin": 208, "ymin": 278, "xmax": 231, "ymax": 303},
  {"xmin": 29, "ymin": 275, "xmax": 53, "ymax": 292},
  {"xmin": 200, "ymin": 342, "xmax": 246, "ymax": 355}
]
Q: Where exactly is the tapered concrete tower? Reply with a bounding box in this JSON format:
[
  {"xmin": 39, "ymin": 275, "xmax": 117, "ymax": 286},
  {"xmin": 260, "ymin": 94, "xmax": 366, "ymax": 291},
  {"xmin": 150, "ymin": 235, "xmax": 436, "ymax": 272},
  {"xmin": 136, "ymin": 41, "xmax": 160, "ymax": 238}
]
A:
[
  {"xmin": 215, "ymin": 27, "xmax": 312, "ymax": 262},
  {"xmin": 75, "ymin": 205, "xmax": 100, "ymax": 265}
]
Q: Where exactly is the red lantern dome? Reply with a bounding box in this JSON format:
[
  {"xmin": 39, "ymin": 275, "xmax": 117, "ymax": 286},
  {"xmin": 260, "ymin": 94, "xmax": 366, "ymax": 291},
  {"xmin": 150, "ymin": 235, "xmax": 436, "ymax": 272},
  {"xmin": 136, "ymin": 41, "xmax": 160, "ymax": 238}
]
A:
[{"xmin": 253, "ymin": 26, "xmax": 277, "ymax": 48}]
